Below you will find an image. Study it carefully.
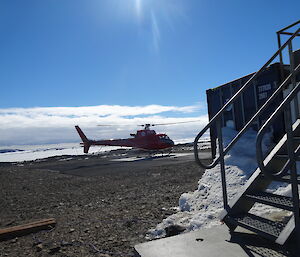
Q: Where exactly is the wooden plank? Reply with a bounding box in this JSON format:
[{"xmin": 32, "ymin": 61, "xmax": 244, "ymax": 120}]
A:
[{"xmin": 0, "ymin": 218, "xmax": 56, "ymax": 240}]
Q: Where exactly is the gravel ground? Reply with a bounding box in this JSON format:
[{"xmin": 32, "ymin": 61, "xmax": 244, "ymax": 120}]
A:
[{"xmin": 0, "ymin": 148, "xmax": 208, "ymax": 257}]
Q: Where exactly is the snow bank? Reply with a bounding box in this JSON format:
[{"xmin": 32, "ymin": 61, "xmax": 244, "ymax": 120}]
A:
[
  {"xmin": 0, "ymin": 143, "xmax": 124, "ymax": 162},
  {"xmin": 148, "ymin": 126, "xmax": 290, "ymax": 239}
]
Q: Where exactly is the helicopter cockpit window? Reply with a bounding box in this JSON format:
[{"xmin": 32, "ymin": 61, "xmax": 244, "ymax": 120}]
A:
[{"xmin": 159, "ymin": 135, "xmax": 169, "ymax": 139}]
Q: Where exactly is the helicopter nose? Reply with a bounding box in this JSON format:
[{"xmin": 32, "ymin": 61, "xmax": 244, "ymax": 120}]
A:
[
  {"xmin": 159, "ymin": 138, "xmax": 174, "ymax": 146},
  {"xmin": 165, "ymin": 139, "xmax": 174, "ymax": 146}
]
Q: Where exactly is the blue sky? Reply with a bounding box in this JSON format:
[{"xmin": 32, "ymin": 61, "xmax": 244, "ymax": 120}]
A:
[
  {"xmin": 1, "ymin": 0, "xmax": 299, "ymax": 108},
  {"xmin": 0, "ymin": 0, "xmax": 299, "ymax": 145}
]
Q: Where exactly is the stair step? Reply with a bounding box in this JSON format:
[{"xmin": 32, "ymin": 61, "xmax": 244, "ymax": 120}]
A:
[
  {"xmin": 245, "ymin": 192, "xmax": 294, "ymax": 211},
  {"xmin": 274, "ymin": 174, "xmax": 300, "ymax": 184},
  {"xmin": 260, "ymin": 173, "xmax": 300, "ymax": 184},
  {"xmin": 274, "ymin": 154, "xmax": 300, "ymax": 160},
  {"xmin": 274, "ymin": 154, "xmax": 288, "ymax": 159},
  {"xmin": 230, "ymin": 213, "xmax": 285, "ymax": 241}
]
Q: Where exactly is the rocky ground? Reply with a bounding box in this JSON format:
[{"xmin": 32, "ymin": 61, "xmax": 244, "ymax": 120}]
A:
[{"xmin": 0, "ymin": 147, "xmax": 210, "ymax": 257}]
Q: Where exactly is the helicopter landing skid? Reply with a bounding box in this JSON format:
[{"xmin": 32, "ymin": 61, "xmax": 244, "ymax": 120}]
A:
[{"xmin": 145, "ymin": 149, "xmax": 173, "ymax": 158}]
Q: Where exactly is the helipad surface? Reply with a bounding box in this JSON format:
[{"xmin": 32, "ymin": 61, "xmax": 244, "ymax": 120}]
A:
[{"xmin": 134, "ymin": 225, "xmax": 294, "ymax": 257}]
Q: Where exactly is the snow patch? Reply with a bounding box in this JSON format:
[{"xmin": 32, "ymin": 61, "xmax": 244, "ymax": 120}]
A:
[
  {"xmin": 0, "ymin": 143, "xmax": 124, "ymax": 162},
  {"xmin": 148, "ymin": 126, "xmax": 288, "ymax": 239}
]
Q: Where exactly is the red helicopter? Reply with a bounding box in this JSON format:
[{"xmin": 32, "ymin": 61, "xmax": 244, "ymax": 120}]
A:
[{"xmin": 75, "ymin": 124, "xmax": 175, "ymax": 153}]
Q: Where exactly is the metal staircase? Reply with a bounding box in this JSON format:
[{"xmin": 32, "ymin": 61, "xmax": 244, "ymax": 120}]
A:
[{"xmin": 194, "ymin": 20, "xmax": 300, "ymax": 246}]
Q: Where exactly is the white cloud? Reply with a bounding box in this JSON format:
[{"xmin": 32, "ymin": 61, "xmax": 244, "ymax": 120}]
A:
[
  {"xmin": 0, "ymin": 104, "xmax": 199, "ymax": 117},
  {"xmin": 0, "ymin": 104, "xmax": 208, "ymax": 145}
]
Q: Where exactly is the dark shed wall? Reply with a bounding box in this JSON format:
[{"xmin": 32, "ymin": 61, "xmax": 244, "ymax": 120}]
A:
[{"xmin": 206, "ymin": 63, "xmax": 286, "ymax": 155}]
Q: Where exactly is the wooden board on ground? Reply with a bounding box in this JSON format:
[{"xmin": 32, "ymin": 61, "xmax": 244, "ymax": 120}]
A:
[{"xmin": 0, "ymin": 218, "xmax": 56, "ymax": 241}]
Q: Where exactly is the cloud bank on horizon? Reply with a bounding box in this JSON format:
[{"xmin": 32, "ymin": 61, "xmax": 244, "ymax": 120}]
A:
[{"xmin": 0, "ymin": 104, "xmax": 208, "ymax": 146}]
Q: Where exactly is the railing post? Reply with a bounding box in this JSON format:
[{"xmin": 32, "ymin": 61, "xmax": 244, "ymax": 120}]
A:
[
  {"xmin": 288, "ymin": 41, "xmax": 300, "ymax": 119},
  {"xmin": 277, "ymin": 32, "xmax": 285, "ymax": 83},
  {"xmin": 216, "ymin": 119, "xmax": 228, "ymax": 210},
  {"xmin": 284, "ymin": 105, "xmax": 300, "ymax": 245}
]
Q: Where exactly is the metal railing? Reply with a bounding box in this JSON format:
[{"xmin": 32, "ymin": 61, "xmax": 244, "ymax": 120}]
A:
[
  {"xmin": 256, "ymin": 67, "xmax": 300, "ymax": 246},
  {"xmin": 194, "ymin": 27, "xmax": 300, "ymax": 210},
  {"xmin": 256, "ymin": 80, "xmax": 300, "ymax": 178}
]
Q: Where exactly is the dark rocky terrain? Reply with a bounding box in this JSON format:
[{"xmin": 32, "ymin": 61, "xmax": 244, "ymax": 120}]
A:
[{"xmin": 0, "ymin": 148, "xmax": 209, "ymax": 257}]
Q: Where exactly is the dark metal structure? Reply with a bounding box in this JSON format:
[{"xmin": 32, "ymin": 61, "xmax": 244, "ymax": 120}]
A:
[
  {"xmin": 194, "ymin": 20, "xmax": 300, "ymax": 246},
  {"xmin": 206, "ymin": 63, "xmax": 286, "ymax": 158}
]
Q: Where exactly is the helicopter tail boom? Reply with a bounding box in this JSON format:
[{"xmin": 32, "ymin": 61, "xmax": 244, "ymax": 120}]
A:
[{"xmin": 75, "ymin": 126, "xmax": 91, "ymax": 153}]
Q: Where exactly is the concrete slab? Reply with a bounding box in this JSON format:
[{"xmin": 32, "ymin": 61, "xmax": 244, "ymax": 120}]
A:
[{"xmin": 134, "ymin": 225, "xmax": 294, "ymax": 257}]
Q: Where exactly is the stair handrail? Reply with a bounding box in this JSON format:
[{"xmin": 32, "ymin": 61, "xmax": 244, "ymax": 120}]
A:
[
  {"xmin": 256, "ymin": 61, "xmax": 300, "ymax": 244},
  {"xmin": 194, "ymin": 27, "xmax": 300, "ymax": 170},
  {"xmin": 256, "ymin": 79, "xmax": 300, "ymax": 177}
]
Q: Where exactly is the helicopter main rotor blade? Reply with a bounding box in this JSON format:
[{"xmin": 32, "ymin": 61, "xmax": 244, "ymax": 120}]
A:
[
  {"xmin": 97, "ymin": 124, "xmax": 130, "ymax": 127},
  {"xmin": 151, "ymin": 120, "xmax": 203, "ymax": 126},
  {"xmin": 98, "ymin": 120, "xmax": 203, "ymax": 128},
  {"xmin": 137, "ymin": 124, "xmax": 154, "ymax": 127}
]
